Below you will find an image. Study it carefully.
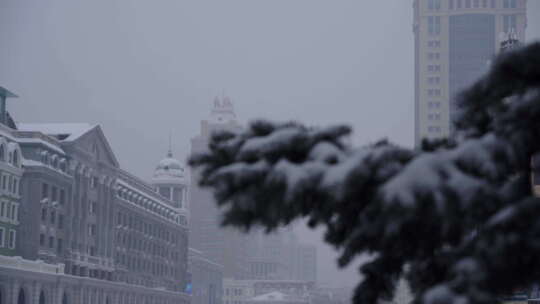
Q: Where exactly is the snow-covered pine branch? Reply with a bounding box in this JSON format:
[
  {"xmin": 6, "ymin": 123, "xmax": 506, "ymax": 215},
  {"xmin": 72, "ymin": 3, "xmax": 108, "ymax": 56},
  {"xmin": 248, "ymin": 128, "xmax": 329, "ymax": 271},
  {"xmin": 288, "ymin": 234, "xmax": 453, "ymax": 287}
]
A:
[{"xmin": 190, "ymin": 42, "xmax": 540, "ymax": 304}]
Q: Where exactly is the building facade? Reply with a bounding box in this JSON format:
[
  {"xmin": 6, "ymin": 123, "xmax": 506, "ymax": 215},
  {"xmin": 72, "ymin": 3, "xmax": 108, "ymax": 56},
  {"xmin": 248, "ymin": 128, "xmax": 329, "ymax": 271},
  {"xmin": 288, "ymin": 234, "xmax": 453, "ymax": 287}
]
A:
[
  {"xmin": 0, "ymin": 87, "xmax": 22, "ymax": 258},
  {"xmin": 413, "ymin": 0, "xmax": 527, "ymax": 145},
  {"xmin": 189, "ymin": 248, "xmax": 223, "ymax": 304},
  {"xmin": 223, "ymin": 279, "xmax": 315, "ymax": 304},
  {"xmin": 0, "ymin": 86, "xmax": 190, "ymax": 304},
  {"xmin": 189, "ymin": 96, "xmax": 252, "ymax": 279}
]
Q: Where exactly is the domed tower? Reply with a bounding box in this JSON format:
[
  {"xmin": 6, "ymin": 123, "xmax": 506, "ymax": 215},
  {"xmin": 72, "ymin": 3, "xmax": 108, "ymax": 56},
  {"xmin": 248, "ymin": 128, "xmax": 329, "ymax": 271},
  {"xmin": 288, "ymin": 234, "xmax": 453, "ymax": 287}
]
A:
[{"xmin": 152, "ymin": 149, "xmax": 189, "ymax": 212}]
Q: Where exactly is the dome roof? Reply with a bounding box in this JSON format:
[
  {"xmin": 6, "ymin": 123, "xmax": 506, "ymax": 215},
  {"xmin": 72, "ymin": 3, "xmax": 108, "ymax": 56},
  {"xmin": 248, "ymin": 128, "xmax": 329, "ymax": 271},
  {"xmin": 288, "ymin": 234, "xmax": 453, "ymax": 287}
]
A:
[{"xmin": 153, "ymin": 151, "xmax": 185, "ymax": 179}]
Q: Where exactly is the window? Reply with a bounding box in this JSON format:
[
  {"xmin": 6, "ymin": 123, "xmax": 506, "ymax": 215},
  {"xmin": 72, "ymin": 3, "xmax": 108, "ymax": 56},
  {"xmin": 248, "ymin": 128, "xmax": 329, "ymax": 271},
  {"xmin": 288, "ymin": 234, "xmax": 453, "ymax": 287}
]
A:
[
  {"xmin": 0, "ymin": 227, "xmax": 4, "ymax": 247},
  {"xmin": 428, "ymin": 126, "xmax": 442, "ymax": 133},
  {"xmin": 8, "ymin": 230, "xmax": 16, "ymax": 249},
  {"xmin": 491, "ymin": 0, "xmax": 496, "ymax": 8},
  {"xmin": 8, "ymin": 176, "xmax": 12, "ymax": 194},
  {"xmin": 457, "ymin": 0, "xmax": 462, "ymax": 8},
  {"xmin": 503, "ymin": 15, "xmax": 517, "ymax": 33},
  {"xmin": 428, "ymin": 89, "xmax": 442, "ymax": 97},
  {"xmin": 1, "ymin": 175, "xmax": 5, "ymax": 190},
  {"xmin": 88, "ymin": 224, "xmax": 96, "ymax": 236},
  {"xmin": 12, "ymin": 152, "xmax": 18, "ymax": 167},
  {"xmin": 428, "ymin": 52, "xmax": 441, "ymax": 60},
  {"xmin": 482, "ymin": 0, "xmax": 488, "ymax": 8},
  {"xmin": 428, "ymin": 0, "xmax": 441, "ymax": 10},
  {"xmin": 504, "ymin": 0, "xmax": 517, "ymax": 8},
  {"xmin": 428, "ymin": 113, "xmax": 442, "ymax": 120},
  {"xmin": 90, "ymin": 176, "xmax": 98, "ymax": 189},
  {"xmin": 57, "ymin": 238, "xmax": 63, "ymax": 253},
  {"xmin": 13, "ymin": 179, "xmax": 18, "ymax": 195},
  {"xmin": 42, "ymin": 183, "xmax": 49, "ymax": 199},
  {"xmin": 465, "ymin": 0, "xmax": 471, "ymax": 8},
  {"xmin": 0, "ymin": 201, "xmax": 5, "ymax": 218},
  {"xmin": 40, "ymin": 233, "xmax": 45, "ymax": 246},
  {"xmin": 11, "ymin": 204, "xmax": 17, "ymax": 222},
  {"xmin": 52, "ymin": 186, "xmax": 57, "ymax": 202},
  {"xmin": 449, "ymin": 0, "xmax": 454, "ymax": 9},
  {"xmin": 427, "ymin": 16, "xmax": 441, "ymax": 35},
  {"xmin": 89, "ymin": 201, "xmax": 97, "ymax": 214},
  {"xmin": 49, "ymin": 236, "xmax": 54, "ymax": 248},
  {"xmin": 428, "ymin": 76, "xmax": 441, "ymax": 85},
  {"xmin": 473, "ymin": 0, "xmax": 479, "ymax": 8},
  {"xmin": 58, "ymin": 214, "xmax": 64, "ymax": 229},
  {"xmin": 41, "ymin": 208, "xmax": 47, "ymax": 221},
  {"xmin": 50, "ymin": 210, "xmax": 56, "ymax": 224},
  {"xmin": 59, "ymin": 189, "xmax": 65, "ymax": 205}
]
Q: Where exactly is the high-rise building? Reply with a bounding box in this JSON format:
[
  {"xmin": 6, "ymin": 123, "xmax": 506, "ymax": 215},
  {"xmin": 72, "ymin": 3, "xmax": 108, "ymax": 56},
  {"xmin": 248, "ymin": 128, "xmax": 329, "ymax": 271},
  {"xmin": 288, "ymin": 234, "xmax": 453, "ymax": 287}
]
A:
[
  {"xmin": 413, "ymin": 0, "xmax": 527, "ymax": 145},
  {"xmin": 190, "ymin": 96, "xmax": 252, "ymax": 279}
]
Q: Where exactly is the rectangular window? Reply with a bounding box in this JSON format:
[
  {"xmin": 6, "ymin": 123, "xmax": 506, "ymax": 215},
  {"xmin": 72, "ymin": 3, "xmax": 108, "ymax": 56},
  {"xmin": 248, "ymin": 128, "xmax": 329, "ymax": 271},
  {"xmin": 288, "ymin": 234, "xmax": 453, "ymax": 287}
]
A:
[
  {"xmin": 49, "ymin": 236, "xmax": 54, "ymax": 248},
  {"xmin": 40, "ymin": 233, "xmax": 45, "ymax": 246},
  {"xmin": 491, "ymin": 0, "xmax": 496, "ymax": 8},
  {"xmin": 6, "ymin": 203, "xmax": 11, "ymax": 220},
  {"xmin": 58, "ymin": 214, "xmax": 64, "ymax": 229},
  {"xmin": 41, "ymin": 208, "xmax": 46, "ymax": 221},
  {"xmin": 8, "ymin": 230, "xmax": 15, "ymax": 249},
  {"xmin": 59, "ymin": 189, "xmax": 65, "ymax": 205},
  {"xmin": 0, "ymin": 201, "xmax": 5, "ymax": 217},
  {"xmin": 482, "ymin": 0, "xmax": 488, "ymax": 8},
  {"xmin": 42, "ymin": 183, "xmax": 49, "ymax": 199},
  {"xmin": 13, "ymin": 179, "xmax": 18, "ymax": 195},
  {"xmin": 50, "ymin": 210, "xmax": 56, "ymax": 224},
  {"xmin": 465, "ymin": 0, "xmax": 471, "ymax": 8},
  {"xmin": 12, "ymin": 204, "xmax": 17, "ymax": 222},
  {"xmin": 449, "ymin": 0, "xmax": 454, "ymax": 9},
  {"xmin": 52, "ymin": 186, "xmax": 57, "ymax": 202},
  {"xmin": 57, "ymin": 238, "xmax": 63, "ymax": 253},
  {"xmin": 503, "ymin": 15, "xmax": 517, "ymax": 33},
  {"xmin": 8, "ymin": 176, "xmax": 12, "ymax": 194},
  {"xmin": 457, "ymin": 0, "xmax": 462, "ymax": 8},
  {"xmin": 0, "ymin": 228, "xmax": 4, "ymax": 247},
  {"xmin": 427, "ymin": 16, "xmax": 440, "ymax": 35},
  {"xmin": 1, "ymin": 175, "xmax": 6, "ymax": 190},
  {"xmin": 88, "ymin": 224, "xmax": 96, "ymax": 236},
  {"xmin": 90, "ymin": 176, "xmax": 98, "ymax": 189},
  {"xmin": 89, "ymin": 201, "xmax": 96, "ymax": 214},
  {"xmin": 474, "ymin": 0, "xmax": 479, "ymax": 7}
]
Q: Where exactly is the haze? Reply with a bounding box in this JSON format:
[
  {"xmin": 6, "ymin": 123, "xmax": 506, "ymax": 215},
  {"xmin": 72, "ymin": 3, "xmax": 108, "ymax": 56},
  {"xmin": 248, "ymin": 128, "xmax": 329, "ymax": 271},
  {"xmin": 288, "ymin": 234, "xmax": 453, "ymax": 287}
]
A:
[{"xmin": 1, "ymin": 0, "xmax": 539, "ymax": 288}]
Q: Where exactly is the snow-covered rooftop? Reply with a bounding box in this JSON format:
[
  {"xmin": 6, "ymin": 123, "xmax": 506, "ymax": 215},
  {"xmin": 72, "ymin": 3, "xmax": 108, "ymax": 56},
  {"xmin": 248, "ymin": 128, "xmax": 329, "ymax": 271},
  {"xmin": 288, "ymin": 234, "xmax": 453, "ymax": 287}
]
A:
[
  {"xmin": 16, "ymin": 123, "xmax": 96, "ymax": 142},
  {"xmin": 248, "ymin": 291, "xmax": 307, "ymax": 303}
]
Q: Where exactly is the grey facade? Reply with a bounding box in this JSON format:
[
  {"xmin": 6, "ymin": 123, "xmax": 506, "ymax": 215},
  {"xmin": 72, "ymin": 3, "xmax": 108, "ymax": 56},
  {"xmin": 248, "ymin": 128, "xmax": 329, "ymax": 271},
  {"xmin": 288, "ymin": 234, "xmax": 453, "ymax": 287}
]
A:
[
  {"xmin": 0, "ymin": 88, "xmax": 191, "ymax": 304},
  {"xmin": 189, "ymin": 248, "xmax": 223, "ymax": 304},
  {"xmin": 413, "ymin": 0, "xmax": 527, "ymax": 145}
]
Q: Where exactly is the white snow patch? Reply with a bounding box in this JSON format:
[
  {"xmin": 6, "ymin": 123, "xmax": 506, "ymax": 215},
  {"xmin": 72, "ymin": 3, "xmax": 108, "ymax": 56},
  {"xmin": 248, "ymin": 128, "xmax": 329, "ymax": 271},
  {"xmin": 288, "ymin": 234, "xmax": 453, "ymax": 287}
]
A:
[{"xmin": 17, "ymin": 123, "xmax": 96, "ymax": 142}]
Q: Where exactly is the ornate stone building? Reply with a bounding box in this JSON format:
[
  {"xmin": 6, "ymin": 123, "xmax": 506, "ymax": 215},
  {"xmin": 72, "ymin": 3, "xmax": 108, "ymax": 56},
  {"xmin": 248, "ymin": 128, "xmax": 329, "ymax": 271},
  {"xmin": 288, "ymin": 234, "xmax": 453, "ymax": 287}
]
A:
[{"xmin": 0, "ymin": 86, "xmax": 190, "ymax": 304}]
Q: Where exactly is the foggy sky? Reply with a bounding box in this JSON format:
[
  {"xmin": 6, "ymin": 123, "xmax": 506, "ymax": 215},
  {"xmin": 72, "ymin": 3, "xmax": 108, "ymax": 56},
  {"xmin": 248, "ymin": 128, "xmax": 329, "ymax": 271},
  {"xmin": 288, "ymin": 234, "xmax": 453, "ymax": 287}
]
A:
[{"xmin": 1, "ymin": 0, "xmax": 539, "ymax": 288}]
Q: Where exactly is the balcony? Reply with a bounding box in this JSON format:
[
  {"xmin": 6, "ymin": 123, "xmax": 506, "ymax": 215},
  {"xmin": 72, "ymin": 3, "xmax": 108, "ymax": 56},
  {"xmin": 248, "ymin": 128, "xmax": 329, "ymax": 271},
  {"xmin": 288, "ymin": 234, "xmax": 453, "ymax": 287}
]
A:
[{"xmin": 0, "ymin": 255, "xmax": 64, "ymax": 274}]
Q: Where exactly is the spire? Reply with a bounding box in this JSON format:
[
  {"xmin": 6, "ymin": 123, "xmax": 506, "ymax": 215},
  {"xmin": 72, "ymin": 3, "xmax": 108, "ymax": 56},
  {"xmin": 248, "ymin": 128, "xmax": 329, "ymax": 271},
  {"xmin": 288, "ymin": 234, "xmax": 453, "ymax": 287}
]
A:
[{"xmin": 167, "ymin": 132, "xmax": 173, "ymax": 158}]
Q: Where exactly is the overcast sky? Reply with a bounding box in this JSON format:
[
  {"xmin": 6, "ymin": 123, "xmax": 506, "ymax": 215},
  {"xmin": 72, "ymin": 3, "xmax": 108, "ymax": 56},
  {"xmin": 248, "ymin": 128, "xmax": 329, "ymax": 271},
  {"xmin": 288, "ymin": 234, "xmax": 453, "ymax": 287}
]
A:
[{"xmin": 1, "ymin": 0, "xmax": 539, "ymax": 288}]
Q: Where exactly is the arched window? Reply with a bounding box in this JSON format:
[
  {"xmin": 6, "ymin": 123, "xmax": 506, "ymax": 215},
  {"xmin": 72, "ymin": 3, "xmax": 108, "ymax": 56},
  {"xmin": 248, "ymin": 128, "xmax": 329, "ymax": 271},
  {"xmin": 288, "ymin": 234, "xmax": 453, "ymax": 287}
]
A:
[
  {"xmin": 39, "ymin": 291, "xmax": 45, "ymax": 304},
  {"xmin": 0, "ymin": 144, "xmax": 5, "ymax": 162},
  {"xmin": 12, "ymin": 151, "xmax": 18, "ymax": 167},
  {"xmin": 17, "ymin": 288, "xmax": 25, "ymax": 304}
]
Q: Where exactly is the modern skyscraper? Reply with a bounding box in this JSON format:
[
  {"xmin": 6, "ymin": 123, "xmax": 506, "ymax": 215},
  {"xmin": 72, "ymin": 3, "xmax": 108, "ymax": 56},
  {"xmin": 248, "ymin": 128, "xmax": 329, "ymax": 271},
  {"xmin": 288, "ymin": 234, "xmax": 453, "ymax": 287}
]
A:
[
  {"xmin": 413, "ymin": 0, "xmax": 527, "ymax": 146},
  {"xmin": 189, "ymin": 96, "xmax": 252, "ymax": 279}
]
